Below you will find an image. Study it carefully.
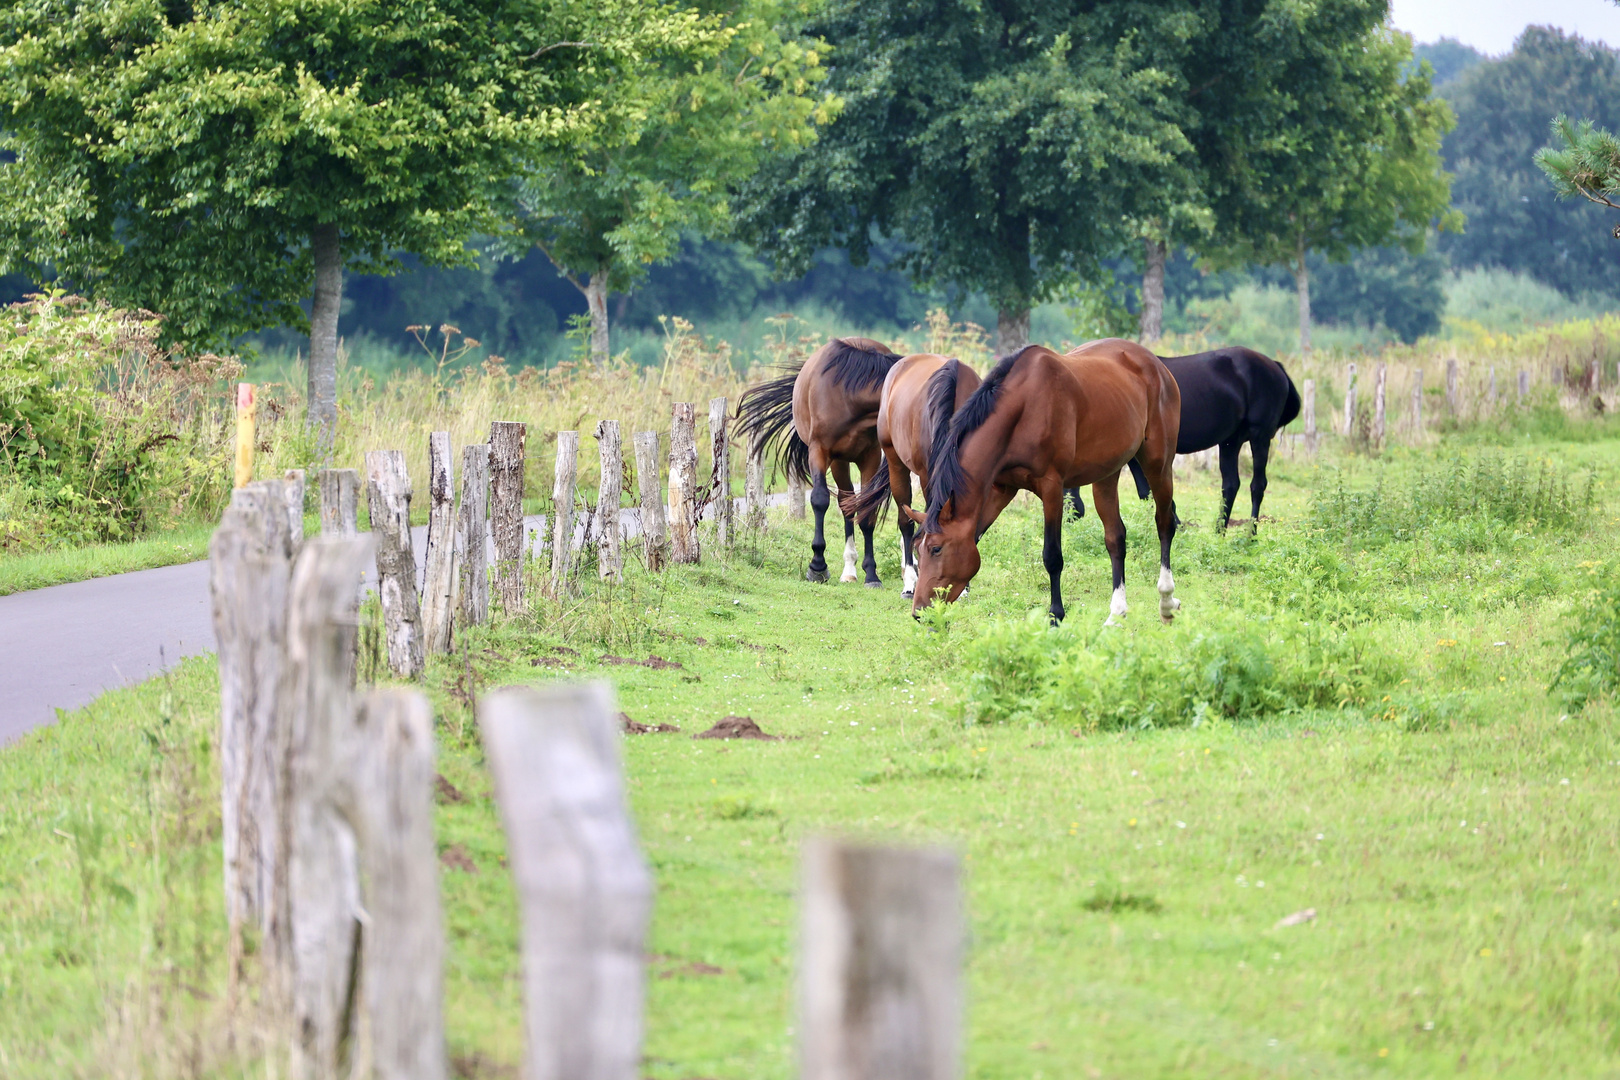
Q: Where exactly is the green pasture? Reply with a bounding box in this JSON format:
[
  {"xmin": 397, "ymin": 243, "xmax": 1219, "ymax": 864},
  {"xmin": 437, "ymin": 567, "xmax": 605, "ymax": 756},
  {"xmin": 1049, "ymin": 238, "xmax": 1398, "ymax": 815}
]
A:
[{"xmin": 3, "ymin": 425, "xmax": 1620, "ymax": 1078}]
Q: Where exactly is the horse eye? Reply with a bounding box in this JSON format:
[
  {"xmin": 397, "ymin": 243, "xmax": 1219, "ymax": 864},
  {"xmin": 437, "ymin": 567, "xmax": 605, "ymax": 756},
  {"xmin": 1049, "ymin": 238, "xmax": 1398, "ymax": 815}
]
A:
[{"xmin": 929, "ymin": 545, "xmax": 942, "ymax": 556}]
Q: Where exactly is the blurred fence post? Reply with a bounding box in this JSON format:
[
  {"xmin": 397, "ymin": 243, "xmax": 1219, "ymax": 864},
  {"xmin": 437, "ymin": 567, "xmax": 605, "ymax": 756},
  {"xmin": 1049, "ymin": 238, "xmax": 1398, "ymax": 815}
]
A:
[
  {"xmin": 1341, "ymin": 363, "xmax": 1357, "ymax": 437},
  {"xmin": 1372, "ymin": 363, "xmax": 1387, "ymax": 448},
  {"xmin": 788, "ymin": 469, "xmax": 806, "ymax": 519},
  {"xmin": 1518, "ymin": 369, "xmax": 1530, "ymax": 403},
  {"xmin": 1302, "ymin": 380, "xmax": 1316, "ymax": 454},
  {"xmin": 1411, "ymin": 368, "xmax": 1424, "ymax": 437},
  {"xmin": 235, "ymin": 382, "xmax": 256, "ymax": 489},
  {"xmin": 458, "ymin": 445, "xmax": 491, "ymax": 628},
  {"xmin": 709, "ymin": 398, "xmax": 732, "ymax": 549},
  {"xmin": 479, "ymin": 683, "xmax": 653, "ymax": 1080},
  {"xmin": 633, "ymin": 431, "xmax": 668, "ymax": 571},
  {"xmin": 594, "ymin": 421, "xmax": 624, "ymax": 581},
  {"xmin": 1446, "ymin": 357, "xmax": 1459, "ymax": 413},
  {"xmin": 1589, "ymin": 358, "xmax": 1601, "ymax": 397},
  {"xmin": 365, "ymin": 450, "xmax": 425, "ymax": 679},
  {"xmin": 550, "ymin": 430, "xmax": 579, "ymax": 597},
  {"xmin": 800, "ymin": 839, "xmax": 963, "ymax": 1080},
  {"xmin": 745, "ymin": 429, "xmax": 767, "ymax": 530},
  {"xmin": 283, "ymin": 469, "xmax": 306, "ymax": 551},
  {"xmin": 422, "ymin": 432, "xmax": 457, "ymax": 655},
  {"xmin": 670, "ymin": 403, "xmax": 700, "ymax": 564},
  {"xmin": 490, "ymin": 421, "xmax": 528, "ymax": 613},
  {"xmin": 319, "ymin": 468, "xmax": 359, "ymax": 537}
]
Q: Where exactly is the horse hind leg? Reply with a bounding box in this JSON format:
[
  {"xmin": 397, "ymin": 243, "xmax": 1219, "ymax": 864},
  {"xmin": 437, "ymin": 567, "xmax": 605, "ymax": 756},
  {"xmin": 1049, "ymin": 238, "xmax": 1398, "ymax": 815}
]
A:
[
  {"xmin": 1248, "ymin": 435, "xmax": 1271, "ymax": 530},
  {"xmin": 1148, "ymin": 459, "xmax": 1181, "ymax": 622},
  {"xmin": 807, "ymin": 452, "xmax": 831, "ymax": 583},
  {"xmin": 1092, "ymin": 477, "xmax": 1129, "ymax": 625},
  {"xmin": 832, "ymin": 460, "xmax": 860, "ymax": 583}
]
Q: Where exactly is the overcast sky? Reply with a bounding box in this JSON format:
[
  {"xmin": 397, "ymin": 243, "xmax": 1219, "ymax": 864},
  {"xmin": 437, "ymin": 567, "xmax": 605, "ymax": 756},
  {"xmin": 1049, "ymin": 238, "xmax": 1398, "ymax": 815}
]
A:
[{"xmin": 1391, "ymin": 0, "xmax": 1620, "ymax": 53}]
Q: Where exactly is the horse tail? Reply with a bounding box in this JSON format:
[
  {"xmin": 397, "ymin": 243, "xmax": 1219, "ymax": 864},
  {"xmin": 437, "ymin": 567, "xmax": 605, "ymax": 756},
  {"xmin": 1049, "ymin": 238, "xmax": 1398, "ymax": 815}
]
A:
[
  {"xmin": 1279, "ymin": 371, "xmax": 1302, "ymax": 429},
  {"xmin": 735, "ymin": 363, "xmax": 812, "ymax": 485},
  {"xmin": 839, "ymin": 463, "xmax": 892, "ymax": 526},
  {"xmin": 1128, "ymin": 458, "xmax": 1151, "ymax": 500}
]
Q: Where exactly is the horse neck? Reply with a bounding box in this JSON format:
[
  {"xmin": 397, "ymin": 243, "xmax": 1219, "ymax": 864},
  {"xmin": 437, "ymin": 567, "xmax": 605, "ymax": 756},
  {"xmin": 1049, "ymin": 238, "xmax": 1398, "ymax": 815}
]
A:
[{"xmin": 954, "ymin": 404, "xmax": 1019, "ymax": 534}]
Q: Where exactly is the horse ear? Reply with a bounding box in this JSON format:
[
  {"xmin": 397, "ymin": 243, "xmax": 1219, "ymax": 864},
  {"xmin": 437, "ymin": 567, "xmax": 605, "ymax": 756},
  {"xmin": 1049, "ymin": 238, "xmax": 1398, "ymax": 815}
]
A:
[{"xmin": 898, "ymin": 503, "xmax": 926, "ymax": 526}]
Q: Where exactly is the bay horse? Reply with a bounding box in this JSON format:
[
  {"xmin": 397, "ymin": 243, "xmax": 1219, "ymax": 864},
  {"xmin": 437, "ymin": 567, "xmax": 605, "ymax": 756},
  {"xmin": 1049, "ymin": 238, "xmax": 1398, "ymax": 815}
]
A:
[
  {"xmin": 1064, "ymin": 346, "xmax": 1300, "ymax": 529},
  {"xmin": 735, "ymin": 337, "xmax": 903, "ymax": 585},
  {"xmin": 839, "ymin": 353, "xmax": 983, "ymax": 597},
  {"xmin": 906, "ymin": 340, "xmax": 1182, "ymax": 625}
]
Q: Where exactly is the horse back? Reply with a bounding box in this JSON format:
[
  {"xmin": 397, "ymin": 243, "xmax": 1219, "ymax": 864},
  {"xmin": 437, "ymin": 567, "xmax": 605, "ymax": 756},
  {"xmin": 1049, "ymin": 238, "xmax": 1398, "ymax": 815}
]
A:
[{"xmin": 1159, "ymin": 347, "xmax": 1298, "ymax": 451}]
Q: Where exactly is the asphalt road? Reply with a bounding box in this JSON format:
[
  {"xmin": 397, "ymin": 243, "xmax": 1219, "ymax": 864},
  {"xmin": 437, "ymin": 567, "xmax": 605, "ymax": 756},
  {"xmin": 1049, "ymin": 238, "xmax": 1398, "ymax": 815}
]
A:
[{"xmin": 0, "ymin": 496, "xmax": 787, "ymax": 744}]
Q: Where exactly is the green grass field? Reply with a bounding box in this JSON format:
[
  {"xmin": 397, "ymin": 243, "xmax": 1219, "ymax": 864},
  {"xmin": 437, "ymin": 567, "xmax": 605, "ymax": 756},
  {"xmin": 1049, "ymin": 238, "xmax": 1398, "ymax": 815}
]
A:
[{"xmin": 3, "ymin": 422, "xmax": 1619, "ymax": 1078}]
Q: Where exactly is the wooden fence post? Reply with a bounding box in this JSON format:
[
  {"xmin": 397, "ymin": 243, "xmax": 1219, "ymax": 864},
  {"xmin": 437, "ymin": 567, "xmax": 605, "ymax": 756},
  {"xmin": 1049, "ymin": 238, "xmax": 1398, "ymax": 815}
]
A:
[
  {"xmin": 593, "ymin": 421, "xmax": 624, "ymax": 581},
  {"xmin": 1302, "ymin": 379, "xmax": 1316, "ymax": 454},
  {"xmin": 365, "ymin": 450, "xmax": 425, "ymax": 678},
  {"xmin": 422, "ymin": 433, "xmax": 457, "ymax": 655},
  {"xmin": 479, "ymin": 683, "xmax": 654, "ymax": 1080},
  {"xmin": 709, "ymin": 397, "xmax": 732, "ymax": 549},
  {"xmin": 1342, "ymin": 363, "xmax": 1357, "ymax": 437},
  {"xmin": 344, "ymin": 690, "xmax": 448, "ymax": 1080},
  {"xmin": 1411, "ymin": 368, "xmax": 1424, "ymax": 437},
  {"xmin": 1518, "ymin": 369, "xmax": 1530, "ymax": 403},
  {"xmin": 458, "ymin": 445, "xmax": 491, "ymax": 628},
  {"xmin": 1446, "ymin": 357, "xmax": 1459, "ymax": 413},
  {"xmin": 1372, "ymin": 363, "xmax": 1388, "ymax": 447},
  {"xmin": 550, "ymin": 430, "xmax": 579, "ymax": 597},
  {"xmin": 209, "ymin": 480, "xmax": 296, "ymax": 968},
  {"xmin": 490, "ymin": 421, "xmax": 528, "ymax": 613},
  {"xmin": 745, "ymin": 428, "xmax": 768, "ymax": 530},
  {"xmin": 1589, "ymin": 357, "xmax": 1601, "ymax": 397},
  {"xmin": 670, "ymin": 403, "xmax": 700, "ymax": 564},
  {"xmin": 633, "ymin": 432, "xmax": 668, "ymax": 572},
  {"xmin": 282, "ymin": 536, "xmax": 372, "ymax": 1073},
  {"xmin": 788, "ymin": 469, "xmax": 807, "ymax": 519},
  {"xmin": 235, "ymin": 382, "xmax": 257, "ymax": 489},
  {"xmin": 800, "ymin": 839, "xmax": 963, "ymax": 1080},
  {"xmin": 319, "ymin": 468, "xmax": 359, "ymax": 537},
  {"xmin": 283, "ymin": 469, "xmax": 306, "ymax": 551}
]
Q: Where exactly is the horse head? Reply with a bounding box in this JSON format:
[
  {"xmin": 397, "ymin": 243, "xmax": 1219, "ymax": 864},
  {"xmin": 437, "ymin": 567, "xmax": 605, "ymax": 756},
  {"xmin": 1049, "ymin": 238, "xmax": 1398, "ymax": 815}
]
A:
[{"xmin": 899, "ymin": 503, "xmax": 979, "ymax": 615}]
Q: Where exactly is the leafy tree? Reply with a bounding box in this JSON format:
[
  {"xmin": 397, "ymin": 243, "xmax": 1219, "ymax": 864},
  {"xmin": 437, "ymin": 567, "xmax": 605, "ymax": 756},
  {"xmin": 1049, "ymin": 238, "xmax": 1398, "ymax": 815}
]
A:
[
  {"xmin": 733, "ymin": 0, "xmax": 1199, "ymax": 352},
  {"xmin": 1441, "ymin": 27, "xmax": 1620, "ymax": 298},
  {"xmin": 1413, "ymin": 37, "xmax": 1486, "ymax": 89},
  {"xmin": 0, "ymin": 0, "xmax": 719, "ymax": 445},
  {"xmin": 1306, "ymin": 245, "xmax": 1446, "ymax": 343},
  {"xmin": 509, "ymin": 0, "xmax": 838, "ymax": 366}
]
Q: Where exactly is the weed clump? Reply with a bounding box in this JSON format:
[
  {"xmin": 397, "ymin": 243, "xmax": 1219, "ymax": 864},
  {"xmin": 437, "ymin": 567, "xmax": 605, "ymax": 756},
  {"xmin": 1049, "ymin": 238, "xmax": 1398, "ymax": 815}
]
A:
[{"xmin": 1552, "ymin": 562, "xmax": 1620, "ymax": 711}]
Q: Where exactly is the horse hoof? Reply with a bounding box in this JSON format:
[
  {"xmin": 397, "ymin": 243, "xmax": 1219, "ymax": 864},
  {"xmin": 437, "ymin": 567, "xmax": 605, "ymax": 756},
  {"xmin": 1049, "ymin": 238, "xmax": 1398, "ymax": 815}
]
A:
[
  {"xmin": 901, "ymin": 589, "xmax": 914, "ymax": 599},
  {"xmin": 806, "ymin": 567, "xmax": 830, "ymax": 584},
  {"xmin": 864, "ymin": 580, "xmax": 882, "ymax": 589}
]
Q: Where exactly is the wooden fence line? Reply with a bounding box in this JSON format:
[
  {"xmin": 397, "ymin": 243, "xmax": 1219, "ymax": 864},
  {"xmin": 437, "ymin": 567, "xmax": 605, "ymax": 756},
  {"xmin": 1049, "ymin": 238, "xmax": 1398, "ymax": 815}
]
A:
[
  {"xmin": 670, "ymin": 403, "xmax": 700, "ymax": 564},
  {"xmin": 550, "ymin": 430, "xmax": 579, "ymax": 597},
  {"xmin": 365, "ymin": 450, "xmax": 425, "ymax": 679},
  {"xmin": 633, "ymin": 431, "xmax": 669, "ymax": 571},
  {"xmin": 490, "ymin": 420, "xmax": 527, "ymax": 613},
  {"xmin": 458, "ymin": 444, "xmax": 491, "ymax": 627},
  {"xmin": 318, "ymin": 468, "xmax": 359, "ymax": 536},
  {"xmin": 594, "ymin": 420, "xmax": 625, "ymax": 580},
  {"xmin": 709, "ymin": 397, "xmax": 732, "ymax": 550},
  {"xmin": 422, "ymin": 432, "xmax": 457, "ymax": 655}
]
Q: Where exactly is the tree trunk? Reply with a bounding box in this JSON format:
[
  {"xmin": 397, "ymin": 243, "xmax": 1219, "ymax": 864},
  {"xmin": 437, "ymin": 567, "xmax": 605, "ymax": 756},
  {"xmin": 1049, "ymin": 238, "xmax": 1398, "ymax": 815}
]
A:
[
  {"xmin": 1293, "ymin": 234, "xmax": 1312, "ymax": 357},
  {"xmin": 308, "ymin": 224, "xmax": 342, "ymax": 452},
  {"xmin": 1139, "ymin": 237, "xmax": 1166, "ymax": 344},
  {"xmin": 584, "ymin": 270, "xmax": 610, "ymax": 367},
  {"xmin": 995, "ymin": 306, "xmax": 1029, "ymax": 355}
]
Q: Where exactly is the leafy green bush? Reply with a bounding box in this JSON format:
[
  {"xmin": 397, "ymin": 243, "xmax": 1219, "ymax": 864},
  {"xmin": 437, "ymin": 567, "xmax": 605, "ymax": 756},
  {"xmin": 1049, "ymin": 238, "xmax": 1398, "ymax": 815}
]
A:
[
  {"xmin": 1551, "ymin": 562, "xmax": 1620, "ymax": 711},
  {"xmin": 956, "ymin": 608, "xmax": 1412, "ymax": 731}
]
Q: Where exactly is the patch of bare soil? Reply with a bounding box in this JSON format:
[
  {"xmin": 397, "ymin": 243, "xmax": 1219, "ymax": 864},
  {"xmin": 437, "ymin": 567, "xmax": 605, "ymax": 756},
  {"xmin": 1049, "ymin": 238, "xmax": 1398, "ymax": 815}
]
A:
[
  {"xmin": 693, "ymin": 716, "xmax": 778, "ymax": 741},
  {"xmin": 599, "ymin": 654, "xmax": 684, "ymax": 669},
  {"xmin": 621, "ymin": 712, "xmax": 680, "ymax": 735},
  {"xmin": 439, "ymin": 843, "xmax": 478, "ymax": 874},
  {"xmin": 433, "ymin": 774, "xmax": 466, "ymax": 804}
]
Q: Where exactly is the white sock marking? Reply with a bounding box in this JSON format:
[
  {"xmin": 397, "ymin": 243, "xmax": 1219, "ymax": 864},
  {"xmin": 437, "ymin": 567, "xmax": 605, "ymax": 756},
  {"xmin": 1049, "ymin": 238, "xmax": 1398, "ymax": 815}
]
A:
[
  {"xmin": 1105, "ymin": 585, "xmax": 1128, "ymax": 626},
  {"xmin": 841, "ymin": 534, "xmax": 860, "ymax": 582},
  {"xmin": 1158, "ymin": 565, "xmax": 1181, "ymax": 620},
  {"xmin": 902, "ymin": 563, "xmax": 918, "ymax": 597}
]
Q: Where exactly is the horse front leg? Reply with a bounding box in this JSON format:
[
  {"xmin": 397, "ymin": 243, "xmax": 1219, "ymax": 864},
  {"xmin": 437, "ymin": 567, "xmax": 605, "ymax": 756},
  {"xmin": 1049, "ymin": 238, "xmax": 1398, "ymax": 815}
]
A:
[
  {"xmin": 1248, "ymin": 435, "xmax": 1271, "ymax": 531},
  {"xmin": 1065, "ymin": 486, "xmax": 1086, "ymax": 520},
  {"xmin": 1217, "ymin": 440, "xmax": 1242, "ymax": 531},
  {"xmin": 1040, "ymin": 484, "xmax": 1066, "ymax": 624},
  {"xmin": 891, "ymin": 457, "xmax": 917, "ymax": 597},
  {"xmin": 1148, "ymin": 460, "xmax": 1181, "ymax": 622},
  {"xmin": 807, "ymin": 469, "xmax": 831, "ymax": 583}
]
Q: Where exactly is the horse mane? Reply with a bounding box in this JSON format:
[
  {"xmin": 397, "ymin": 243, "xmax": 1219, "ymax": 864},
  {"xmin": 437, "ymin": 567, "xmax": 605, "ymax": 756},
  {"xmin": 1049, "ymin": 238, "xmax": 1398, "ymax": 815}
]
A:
[
  {"xmin": 923, "ymin": 358, "xmax": 963, "ymax": 476},
  {"xmin": 925, "ymin": 346, "xmax": 1034, "ymax": 532},
  {"xmin": 823, "ymin": 337, "xmax": 903, "ymax": 392},
  {"xmin": 735, "ymin": 361, "xmax": 812, "ymax": 484}
]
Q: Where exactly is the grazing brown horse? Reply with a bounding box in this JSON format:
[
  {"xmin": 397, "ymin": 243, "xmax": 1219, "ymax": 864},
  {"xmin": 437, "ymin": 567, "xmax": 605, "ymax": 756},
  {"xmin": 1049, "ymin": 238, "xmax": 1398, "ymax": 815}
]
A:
[
  {"xmin": 840, "ymin": 354, "xmax": 983, "ymax": 597},
  {"xmin": 735, "ymin": 337, "xmax": 903, "ymax": 584},
  {"xmin": 904, "ymin": 340, "xmax": 1182, "ymax": 625}
]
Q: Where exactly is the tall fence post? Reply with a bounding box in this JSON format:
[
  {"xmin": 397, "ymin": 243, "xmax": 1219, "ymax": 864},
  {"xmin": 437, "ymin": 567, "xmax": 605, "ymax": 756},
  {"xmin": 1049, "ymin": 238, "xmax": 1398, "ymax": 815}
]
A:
[
  {"xmin": 788, "ymin": 469, "xmax": 807, "ymax": 519},
  {"xmin": 594, "ymin": 421, "xmax": 624, "ymax": 581},
  {"xmin": 422, "ymin": 433, "xmax": 457, "ymax": 655},
  {"xmin": 550, "ymin": 430, "xmax": 579, "ymax": 597},
  {"xmin": 235, "ymin": 382, "xmax": 257, "ymax": 489},
  {"xmin": 365, "ymin": 450, "xmax": 425, "ymax": 679},
  {"xmin": 800, "ymin": 839, "xmax": 964, "ymax": 1080},
  {"xmin": 1372, "ymin": 363, "xmax": 1388, "ymax": 448},
  {"xmin": 1518, "ymin": 369, "xmax": 1530, "ymax": 403},
  {"xmin": 1302, "ymin": 379, "xmax": 1316, "ymax": 454},
  {"xmin": 1411, "ymin": 367, "xmax": 1424, "ymax": 438},
  {"xmin": 1446, "ymin": 357, "xmax": 1459, "ymax": 413},
  {"xmin": 283, "ymin": 469, "xmax": 306, "ymax": 551},
  {"xmin": 745, "ymin": 428, "xmax": 768, "ymax": 530},
  {"xmin": 709, "ymin": 397, "xmax": 732, "ymax": 550},
  {"xmin": 1589, "ymin": 357, "xmax": 1601, "ymax": 397},
  {"xmin": 458, "ymin": 445, "xmax": 491, "ymax": 627},
  {"xmin": 633, "ymin": 431, "xmax": 668, "ymax": 572},
  {"xmin": 670, "ymin": 403, "xmax": 700, "ymax": 564},
  {"xmin": 490, "ymin": 421, "xmax": 528, "ymax": 613},
  {"xmin": 479, "ymin": 683, "xmax": 653, "ymax": 1080},
  {"xmin": 1342, "ymin": 362, "xmax": 1357, "ymax": 437},
  {"xmin": 319, "ymin": 468, "xmax": 359, "ymax": 537}
]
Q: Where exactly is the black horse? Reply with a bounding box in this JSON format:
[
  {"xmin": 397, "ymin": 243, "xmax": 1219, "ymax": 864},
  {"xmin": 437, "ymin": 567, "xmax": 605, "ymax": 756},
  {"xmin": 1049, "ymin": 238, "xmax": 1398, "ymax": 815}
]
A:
[{"xmin": 1066, "ymin": 346, "xmax": 1301, "ymax": 529}]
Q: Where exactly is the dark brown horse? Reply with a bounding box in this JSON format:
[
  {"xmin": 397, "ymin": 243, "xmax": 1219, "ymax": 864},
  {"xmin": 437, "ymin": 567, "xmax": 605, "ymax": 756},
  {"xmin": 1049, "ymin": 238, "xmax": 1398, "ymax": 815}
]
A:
[
  {"xmin": 736, "ymin": 337, "xmax": 903, "ymax": 584},
  {"xmin": 903, "ymin": 340, "xmax": 1182, "ymax": 625},
  {"xmin": 840, "ymin": 353, "xmax": 983, "ymax": 597}
]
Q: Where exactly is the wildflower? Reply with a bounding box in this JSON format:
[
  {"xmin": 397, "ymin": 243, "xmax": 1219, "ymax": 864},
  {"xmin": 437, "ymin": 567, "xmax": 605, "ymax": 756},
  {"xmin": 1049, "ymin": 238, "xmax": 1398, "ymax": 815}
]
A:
[
  {"xmin": 1479, "ymin": 947, "xmax": 1491, "ymax": 957},
  {"xmin": 1128, "ymin": 818, "xmax": 1137, "ymax": 827},
  {"xmin": 1378, "ymin": 1048, "xmax": 1389, "ymax": 1058}
]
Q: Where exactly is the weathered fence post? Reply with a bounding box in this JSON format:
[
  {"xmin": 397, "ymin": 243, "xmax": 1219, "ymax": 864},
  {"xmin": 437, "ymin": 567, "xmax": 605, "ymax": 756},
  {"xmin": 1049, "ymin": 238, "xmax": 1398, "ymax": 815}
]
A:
[
  {"xmin": 1411, "ymin": 367, "xmax": 1424, "ymax": 437},
  {"xmin": 1589, "ymin": 357, "xmax": 1601, "ymax": 397},
  {"xmin": 283, "ymin": 469, "xmax": 306, "ymax": 551},
  {"xmin": 788, "ymin": 469, "xmax": 807, "ymax": 520},
  {"xmin": 1342, "ymin": 363, "xmax": 1357, "ymax": 437},
  {"xmin": 490, "ymin": 421, "xmax": 528, "ymax": 613},
  {"xmin": 479, "ymin": 683, "xmax": 654, "ymax": 1080},
  {"xmin": 633, "ymin": 431, "xmax": 668, "ymax": 571},
  {"xmin": 670, "ymin": 403, "xmax": 700, "ymax": 564},
  {"xmin": 458, "ymin": 445, "xmax": 491, "ymax": 628},
  {"xmin": 1446, "ymin": 357, "xmax": 1459, "ymax": 413},
  {"xmin": 422, "ymin": 433, "xmax": 457, "ymax": 655},
  {"xmin": 319, "ymin": 468, "xmax": 359, "ymax": 537},
  {"xmin": 550, "ymin": 430, "xmax": 579, "ymax": 597},
  {"xmin": 344, "ymin": 690, "xmax": 448, "ymax": 1080},
  {"xmin": 365, "ymin": 450, "xmax": 425, "ymax": 679},
  {"xmin": 282, "ymin": 537, "xmax": 372, "ymax": 1074},
  {"xmin": 593, "ymin": 421, "xmax": 624, "ymax": 581},
  {"xmin": 235, "ymin": 382, "xmax": 257, "ymax": 489},
  {"xmin": 709, "ymin": 397, "xmax": 732, "ymax": 549},
  {"xmin": 1518, "ymin": 369, "xmax": 1530, "ymax": 403},
  {"xmin": 1372, "ymin": 363, "xmax": 1388, "ymax": 447},
  {"xmin": 1302, "ymin": 379, "xmax": 1317, "ymax": 454},
  {"xmin": 800, "ymin": 839, "xmax": 964, "ymax": 1080},
  {"xmin": 745, "ymin": 428, "xmax": 768, "ymax": 530}
]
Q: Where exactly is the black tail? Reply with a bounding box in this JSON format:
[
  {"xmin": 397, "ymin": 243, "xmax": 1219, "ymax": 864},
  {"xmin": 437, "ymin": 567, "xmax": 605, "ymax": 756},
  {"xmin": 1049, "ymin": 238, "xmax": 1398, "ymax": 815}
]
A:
[
  {"xmin": 844, "ymin": 461, "xmax": 892, "ymax": 526},
  {"xmin": 1279, "ymin": 372, "xmax": 1302, "ymax": 429},
  {"xmin": 736, "ymin": 363, "xmax": 812, "ymax": 485},
  {"xmin": 1128, "ymin": 458, "xmax": 1150, "ymax": 500}
]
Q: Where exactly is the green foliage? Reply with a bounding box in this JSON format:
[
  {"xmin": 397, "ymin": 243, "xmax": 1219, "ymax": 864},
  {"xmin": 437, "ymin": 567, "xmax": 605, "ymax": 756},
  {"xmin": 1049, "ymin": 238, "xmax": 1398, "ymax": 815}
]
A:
[
  {"xmin": 1298, "ymin": 245, "xmax": 1447, "ymax": 343},
  {"xmin": 1551, "ymin": 561, "xmax": 1620, "ymax": 711},
  {"xmin": 1537, "ymin": 115, "xmax": 1620, "ymax": 214}
]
